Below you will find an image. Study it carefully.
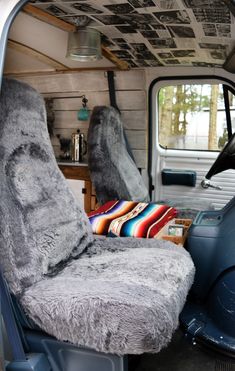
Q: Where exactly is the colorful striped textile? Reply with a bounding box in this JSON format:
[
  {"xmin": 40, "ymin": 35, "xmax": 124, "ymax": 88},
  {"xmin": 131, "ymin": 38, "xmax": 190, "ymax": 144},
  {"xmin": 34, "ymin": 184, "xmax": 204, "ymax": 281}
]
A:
[{"xmin": 88, "ymin": 200, "xmax": 177, "ymax": 238}]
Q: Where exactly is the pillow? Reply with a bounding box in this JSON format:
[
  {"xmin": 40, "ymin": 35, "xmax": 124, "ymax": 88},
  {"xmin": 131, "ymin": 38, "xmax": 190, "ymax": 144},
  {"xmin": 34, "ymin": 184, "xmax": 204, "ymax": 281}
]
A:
[{"xmin": 88, "ymin": 200, "xmax": 177, "ymax": 238}]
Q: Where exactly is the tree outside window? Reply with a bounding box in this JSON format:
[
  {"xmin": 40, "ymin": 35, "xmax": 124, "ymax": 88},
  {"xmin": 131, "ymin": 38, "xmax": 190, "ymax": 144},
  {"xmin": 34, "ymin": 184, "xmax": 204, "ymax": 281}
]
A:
[{"xmin": 158, "ymin": 83, "xmax": 230, "ymax": 151}]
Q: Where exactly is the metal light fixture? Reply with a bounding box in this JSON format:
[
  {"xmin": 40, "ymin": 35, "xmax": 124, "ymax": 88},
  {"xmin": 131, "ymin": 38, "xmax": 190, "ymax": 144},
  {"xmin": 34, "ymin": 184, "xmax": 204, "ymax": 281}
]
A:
[{"xmin": 66, "ymin": 28, "xmax": 102, "ymax": 62}]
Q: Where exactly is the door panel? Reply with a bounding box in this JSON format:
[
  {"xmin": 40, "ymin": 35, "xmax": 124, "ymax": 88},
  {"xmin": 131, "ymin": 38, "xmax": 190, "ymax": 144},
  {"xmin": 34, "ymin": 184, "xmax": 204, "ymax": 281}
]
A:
[{"xmin": 154, "ymin": 151, "xmax": 235, "ymax": 209}]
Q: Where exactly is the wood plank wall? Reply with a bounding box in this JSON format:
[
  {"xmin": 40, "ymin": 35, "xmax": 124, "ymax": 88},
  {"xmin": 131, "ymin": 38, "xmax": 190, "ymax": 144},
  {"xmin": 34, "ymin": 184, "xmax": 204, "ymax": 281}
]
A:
[{"xmin": 13, "ymin": 70, "xmax": 147, "ymax": 169}]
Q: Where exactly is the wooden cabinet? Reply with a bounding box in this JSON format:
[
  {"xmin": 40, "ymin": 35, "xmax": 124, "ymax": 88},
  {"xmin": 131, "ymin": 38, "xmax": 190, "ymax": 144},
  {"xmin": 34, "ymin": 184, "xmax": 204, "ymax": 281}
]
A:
[{"xmin": 58, "ymin": 163, "xmax": 96, "ymax": 213}]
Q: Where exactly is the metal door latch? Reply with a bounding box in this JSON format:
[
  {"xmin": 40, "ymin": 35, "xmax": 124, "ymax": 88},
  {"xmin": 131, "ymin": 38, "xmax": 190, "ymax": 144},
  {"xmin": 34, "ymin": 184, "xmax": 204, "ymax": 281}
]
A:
[{"xmin": 201, "ymin": 178, "xmax": 222, "ymax": 190}]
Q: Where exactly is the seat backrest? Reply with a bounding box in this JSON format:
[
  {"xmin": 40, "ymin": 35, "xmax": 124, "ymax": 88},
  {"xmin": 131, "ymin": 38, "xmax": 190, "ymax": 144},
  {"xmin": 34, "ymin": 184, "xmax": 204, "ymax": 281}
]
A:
[
  {"xmin": 0, "ymin": 79, "xmax": 93, "ymax": 296},
  {"xmin": 88, "ymin": 106, "xmax": 150, "ymax": 205}
]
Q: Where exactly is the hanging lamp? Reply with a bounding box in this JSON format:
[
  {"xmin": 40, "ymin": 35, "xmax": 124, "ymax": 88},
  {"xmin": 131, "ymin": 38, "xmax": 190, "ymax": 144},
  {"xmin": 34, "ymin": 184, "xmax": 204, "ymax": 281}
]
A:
[{"xmin": 66, "ymin": 27, "xmax": 102, "ymax": 62}]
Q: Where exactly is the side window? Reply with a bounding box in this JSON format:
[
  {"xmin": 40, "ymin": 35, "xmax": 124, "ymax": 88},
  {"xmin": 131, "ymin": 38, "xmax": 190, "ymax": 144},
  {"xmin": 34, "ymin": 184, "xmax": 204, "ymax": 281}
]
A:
[{"xmin": 158, "ymin": 83, "xmax": 235, "ymax": 151}]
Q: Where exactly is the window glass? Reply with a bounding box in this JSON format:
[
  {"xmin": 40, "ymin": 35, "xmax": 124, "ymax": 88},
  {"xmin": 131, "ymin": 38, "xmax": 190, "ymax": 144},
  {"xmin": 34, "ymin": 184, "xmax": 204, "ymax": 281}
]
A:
[{"xmin": 158, "ymin": 83, "xmax": 230, "ymax": 151}]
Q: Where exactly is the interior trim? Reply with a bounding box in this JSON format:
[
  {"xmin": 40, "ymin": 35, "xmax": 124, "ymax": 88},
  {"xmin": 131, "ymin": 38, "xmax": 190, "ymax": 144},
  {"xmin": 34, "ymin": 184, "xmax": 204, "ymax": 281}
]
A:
[
  {"xmin": 223, "ymin": 48, "xmax": 235, "ymax": 74},
  {"xmin": 0, "ymin": 0, "xmax": 29, "ymax": 88}
]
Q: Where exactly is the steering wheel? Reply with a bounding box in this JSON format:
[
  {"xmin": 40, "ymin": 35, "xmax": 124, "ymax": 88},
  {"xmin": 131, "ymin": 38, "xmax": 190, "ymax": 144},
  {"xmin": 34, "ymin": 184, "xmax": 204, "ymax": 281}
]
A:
[{"xmin": 206, "ymin": 132, "xmax": 235, "ymax": 180}]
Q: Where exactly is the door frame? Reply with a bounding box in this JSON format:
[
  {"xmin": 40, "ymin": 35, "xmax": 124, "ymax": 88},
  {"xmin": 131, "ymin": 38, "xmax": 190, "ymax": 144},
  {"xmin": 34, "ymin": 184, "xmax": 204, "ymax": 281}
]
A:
[
  {"xmin": 0, "ymin": 0, "xmax": 29, "ymax": 87},
  {"xmin": 148, "ymin": 75, "xmax": 235, "ymax": 199}
]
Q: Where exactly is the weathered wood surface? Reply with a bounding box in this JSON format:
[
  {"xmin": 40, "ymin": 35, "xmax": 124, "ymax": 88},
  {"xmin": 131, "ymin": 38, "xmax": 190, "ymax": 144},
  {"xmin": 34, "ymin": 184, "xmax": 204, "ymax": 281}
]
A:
[
  {"xmin": 126, "ymin": 130, "xmax": 146, "ymax": 150},
  {"xmin": 15, "ymin": 70, "xmax": 145, "ymax": 92},
  {"xmin": 15, "ymin": 70, "xmax": 148, "ymax": 168},
  {"xmin": 59, "ymin": 165, "xmax": 91, "ymax": 180},
  {"xmin": 132, "ymin": 150, "xmax": 147, "ymax": 169},
  {"xmin": 54, "ymin": 110, "xmax": 146, "ymax": 130},
  {"xmin": 53, "ymin": 128, "xmax": 145, "ymax": 149},
  {"xmin": 52, "ymin": 91, "xmax": 146, "ymax": 111}
]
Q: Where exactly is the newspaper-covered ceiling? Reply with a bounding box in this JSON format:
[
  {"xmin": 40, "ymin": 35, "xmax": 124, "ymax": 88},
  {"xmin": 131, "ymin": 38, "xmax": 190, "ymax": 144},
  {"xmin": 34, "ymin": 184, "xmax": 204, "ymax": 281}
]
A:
[{"xmin": 29, "ymin": 0, "xmax": 235, "ymax": 68}]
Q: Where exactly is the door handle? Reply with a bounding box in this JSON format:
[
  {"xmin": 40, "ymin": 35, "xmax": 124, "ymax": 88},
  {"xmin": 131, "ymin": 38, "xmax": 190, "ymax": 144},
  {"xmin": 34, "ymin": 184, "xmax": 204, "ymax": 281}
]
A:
[{"xmin": 201, "ymin": 178, "xmax": 222, "ymax": 190}]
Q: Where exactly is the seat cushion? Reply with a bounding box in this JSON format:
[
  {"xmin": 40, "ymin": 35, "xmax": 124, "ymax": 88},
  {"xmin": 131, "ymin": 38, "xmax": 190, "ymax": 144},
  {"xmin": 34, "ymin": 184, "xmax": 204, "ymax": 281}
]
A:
[{"xmin": 20, "ymin": 237, "xmax": 195, "ymax": 355}]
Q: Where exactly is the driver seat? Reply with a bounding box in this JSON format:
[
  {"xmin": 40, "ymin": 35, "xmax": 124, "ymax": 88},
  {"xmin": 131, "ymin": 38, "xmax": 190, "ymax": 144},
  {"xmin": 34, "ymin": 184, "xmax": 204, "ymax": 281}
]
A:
[{"xmin": 0, "ymin": 78, "xmax": 195, "ymax": 370}]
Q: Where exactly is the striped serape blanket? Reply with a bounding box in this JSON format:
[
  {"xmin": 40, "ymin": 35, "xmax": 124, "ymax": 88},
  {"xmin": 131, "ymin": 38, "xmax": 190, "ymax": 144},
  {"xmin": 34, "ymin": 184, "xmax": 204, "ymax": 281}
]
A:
[{"xmin": 88, "ymin": 200, "xmax": 177, "ymax": 238}]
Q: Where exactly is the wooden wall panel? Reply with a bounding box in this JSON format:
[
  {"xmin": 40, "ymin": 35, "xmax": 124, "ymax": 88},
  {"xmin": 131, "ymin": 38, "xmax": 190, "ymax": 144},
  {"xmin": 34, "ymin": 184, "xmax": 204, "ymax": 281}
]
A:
[
  {"xmin": 126, "ymin": 130, "xmax": 146, "ymax": 150},
  {"xmin": 53, "ymin": 129, "xmax": 146, "ymax": 150},
  {"xmin": 54, "ymin": 110, "xmax": 146, "ymax": 131},
  {"xmin": 14, "ymin": 70, "xmax": 148, "ymax": 169},
  {"xmin": 54, "ymin": 128, "xmax": 86, "ymax": 138},
  {"xmin": 52, "ymin": 91, "xmax": 146, "ymax": 111},
  {"xmin": 115, "ymin": 70, "xmax": 145, "ymax": 91},
  {"xmin": 54, "ymin": 111, "xmax": 88, "ymax": 130},
  {"xmin": 121, "ymin": 111, "xmax": 147, "ymax": 130},
  {"xmin": 17, "ymin": 72, "xmax": 108, "ymax": 93},
  {"xmin": 16, "ymin": 70, "xmax": 145, "ymax": 93},
  {"xmin": 132, "ymin": 150, "xmax": 147, "ymax": 169}
]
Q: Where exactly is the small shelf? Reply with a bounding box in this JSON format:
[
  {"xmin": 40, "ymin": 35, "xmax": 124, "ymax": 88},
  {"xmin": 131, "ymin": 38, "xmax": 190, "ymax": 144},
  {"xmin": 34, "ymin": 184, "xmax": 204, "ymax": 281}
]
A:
[
  {"xmin": 155, "ymin": 218, "xmax": 193, "ymax": 246},
  {"xmin": 57, "ymin": 159, "xmax": 88, "ymax": 167}
]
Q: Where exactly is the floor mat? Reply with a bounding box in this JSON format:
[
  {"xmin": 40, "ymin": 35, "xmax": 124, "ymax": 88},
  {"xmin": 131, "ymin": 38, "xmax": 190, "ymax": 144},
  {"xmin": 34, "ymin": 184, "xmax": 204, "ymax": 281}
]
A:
[
  {"xmin": 215, "ymin": 360, "xmax": 235, "ymax": 371},
  {"xmin": 130, "ymin": 330, "xmax": 235, "ymax": 371}
]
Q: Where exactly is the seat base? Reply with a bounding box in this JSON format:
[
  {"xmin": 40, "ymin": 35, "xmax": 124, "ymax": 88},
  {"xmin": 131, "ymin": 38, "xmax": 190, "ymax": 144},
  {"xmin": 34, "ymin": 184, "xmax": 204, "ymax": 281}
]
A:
[{"xmin": 25, "ymin": 330, "xmax": 127, "ymax": 371}]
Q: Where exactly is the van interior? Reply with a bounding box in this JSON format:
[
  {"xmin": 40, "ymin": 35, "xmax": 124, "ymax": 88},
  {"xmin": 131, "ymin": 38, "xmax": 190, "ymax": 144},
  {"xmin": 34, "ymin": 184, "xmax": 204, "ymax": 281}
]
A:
[{"xmin": 1, "ymin": 1, "xmax": 235, "ymax": 370}]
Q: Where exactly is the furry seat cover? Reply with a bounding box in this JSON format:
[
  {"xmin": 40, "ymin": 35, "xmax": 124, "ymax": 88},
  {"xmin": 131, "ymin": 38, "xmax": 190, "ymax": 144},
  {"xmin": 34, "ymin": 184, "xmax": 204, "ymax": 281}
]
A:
[
  {"xmin": 88, "ymin": 106, "xmax": 150, "ymax": 205},
  {"xmin": 21, "ymin": 237, "xmax": 194, "ymax": 355},
  {"xmin": 0, "ymin": 79, "xmax": 195, "ymax": 355},
  {"xmin": 0, "ymin": 79, "xmax": 93, "ymax": 295}
]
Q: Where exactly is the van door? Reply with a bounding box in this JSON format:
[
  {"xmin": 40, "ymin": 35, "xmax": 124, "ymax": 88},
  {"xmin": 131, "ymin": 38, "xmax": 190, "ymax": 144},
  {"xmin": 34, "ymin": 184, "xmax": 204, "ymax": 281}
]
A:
[{"xmin": 150, "ymin": 77, "xmax": 235, "ymax": 209}]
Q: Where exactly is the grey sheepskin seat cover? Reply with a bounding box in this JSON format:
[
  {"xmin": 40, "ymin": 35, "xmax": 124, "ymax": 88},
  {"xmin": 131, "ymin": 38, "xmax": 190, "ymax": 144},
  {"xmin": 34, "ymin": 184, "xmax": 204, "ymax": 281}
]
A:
[
  {"xmin": 88, "ymin": 106, "xmax": 150, "ymax": 205},
  {"xmin": 0, "ymin": 79, "xmax": 195, "ymax": 355}
]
